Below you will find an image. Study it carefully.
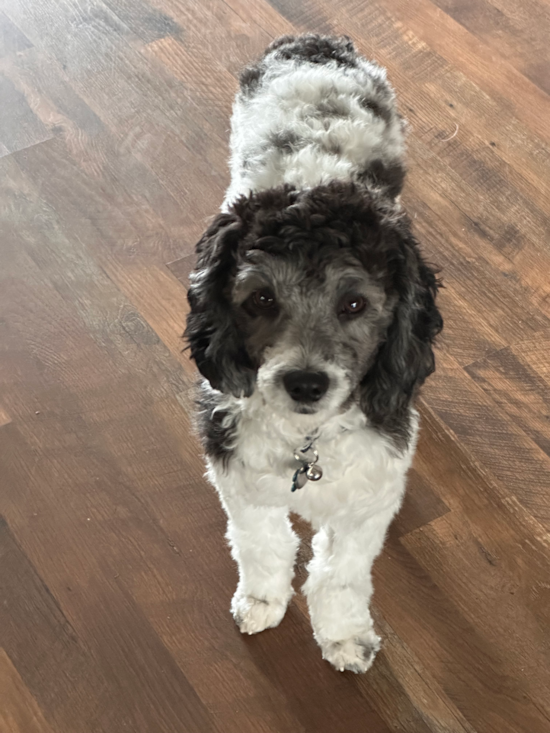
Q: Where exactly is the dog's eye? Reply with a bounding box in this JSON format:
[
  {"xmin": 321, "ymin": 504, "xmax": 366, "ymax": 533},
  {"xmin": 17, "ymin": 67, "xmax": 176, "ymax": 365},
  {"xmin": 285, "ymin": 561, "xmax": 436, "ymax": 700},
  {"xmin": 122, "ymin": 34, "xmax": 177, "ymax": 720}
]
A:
[
  {"xmin": 253, "ymin": 289, "xmax": 276, "ymax": 308},
  {"xmin": 247, "ymin": 289, "xmax": 278, "ymax": 314},
  {"xmin": 339, "ymin": 295, "xmax": 367, "ymax": 316}
]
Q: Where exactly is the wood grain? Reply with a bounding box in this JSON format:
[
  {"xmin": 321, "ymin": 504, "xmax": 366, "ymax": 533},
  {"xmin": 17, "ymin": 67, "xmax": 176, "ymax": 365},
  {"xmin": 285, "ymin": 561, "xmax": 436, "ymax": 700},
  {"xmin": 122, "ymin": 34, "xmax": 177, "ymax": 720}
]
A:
[
  {"xmin": 0, "ymin": 0, "xmax": 549, "ymax": 730},
  {"xmin": 466, "ymin": 338, "xmax": 550, "ymax": 457},
  {"xmin": 0, "ymin": 649, "xmax": 55, "ymax": 733},
  {"xmin": 0, "ymin": 10, "xmax": 32, "ymax": 59}
]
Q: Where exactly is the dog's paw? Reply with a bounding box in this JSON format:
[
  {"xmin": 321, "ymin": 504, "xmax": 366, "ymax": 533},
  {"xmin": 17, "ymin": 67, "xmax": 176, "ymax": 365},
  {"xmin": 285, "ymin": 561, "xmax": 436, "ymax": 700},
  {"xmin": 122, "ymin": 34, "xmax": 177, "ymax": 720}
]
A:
[
  {"xmin": 320, "ymin": 631, "xmax": 381, "ymax": 673},
  {"xmin": 231, "ymin": 593, "xmax": 288, "ymax": 635}
]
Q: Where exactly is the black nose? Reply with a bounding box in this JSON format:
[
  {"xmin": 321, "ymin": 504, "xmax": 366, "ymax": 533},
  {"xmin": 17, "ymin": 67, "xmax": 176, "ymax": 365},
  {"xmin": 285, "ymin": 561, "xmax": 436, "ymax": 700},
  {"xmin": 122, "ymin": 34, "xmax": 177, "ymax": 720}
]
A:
[{"xmin": 283, "ymin": 370, "xmax": 330, "ymax": 403}]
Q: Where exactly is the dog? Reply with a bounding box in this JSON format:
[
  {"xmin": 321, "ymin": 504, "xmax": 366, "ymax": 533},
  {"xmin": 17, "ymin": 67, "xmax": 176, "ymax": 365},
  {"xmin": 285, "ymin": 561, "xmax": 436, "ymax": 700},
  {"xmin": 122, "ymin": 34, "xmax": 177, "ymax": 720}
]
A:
[{"xmin": 185, "ymin": 34, "xmax": 442, "ymax": 673}]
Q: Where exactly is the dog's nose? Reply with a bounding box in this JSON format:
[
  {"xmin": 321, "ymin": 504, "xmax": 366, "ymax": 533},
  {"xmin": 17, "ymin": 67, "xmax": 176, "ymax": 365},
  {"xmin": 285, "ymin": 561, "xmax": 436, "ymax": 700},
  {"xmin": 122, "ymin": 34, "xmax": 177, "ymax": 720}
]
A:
[{"xmin": 283, "ymin": 370, "xmax": 330, "ymax": 403}]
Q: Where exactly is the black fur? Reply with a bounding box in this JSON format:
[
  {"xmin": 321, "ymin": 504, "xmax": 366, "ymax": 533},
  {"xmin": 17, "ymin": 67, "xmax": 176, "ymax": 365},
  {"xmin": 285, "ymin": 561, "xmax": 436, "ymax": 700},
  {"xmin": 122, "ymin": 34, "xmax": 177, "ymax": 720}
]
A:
[
  {"xmin": 268, "ymin": 34, "xmax": 358, "ymax": 68},
  {"xmin": 358, "ymin": 158, "xmax": 407, "ymax": 200},
  {"xmin": 185, "ymin": 182, "xmax": 442, "ymax": 449},
  {"xmin": 270, "ymin": 130, "xmax": 301, "ymax": 154},
  {"xmin": 239, "ymin": 65, "xmax": 264, "ymax": 96},
  {"xmin": 239, "ymin": 34, "xmax": 358, "ymax": 96},
  {"xmin": 359, "ymin": 96, "xmax": 393, "ymax": 125},
  {"xmin": 357, "ymin": 217, "xmax": 442, "ymax": 448},
  {"xmin": 185, "ymin": 213, "xmax": 257, "ymax": 397},
  {"xmin": 195, "ymin": 382, "xmax": 238, "ymax": 465}
]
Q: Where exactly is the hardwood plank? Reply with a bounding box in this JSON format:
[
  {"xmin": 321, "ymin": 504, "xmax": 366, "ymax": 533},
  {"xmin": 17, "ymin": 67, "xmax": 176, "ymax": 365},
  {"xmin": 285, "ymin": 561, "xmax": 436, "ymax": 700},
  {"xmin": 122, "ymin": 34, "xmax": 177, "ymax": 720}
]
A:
[
  {"xmin": 415, "ymin": 405, "xmax": 550, "ymax": 565},
  {"xmin": 0, "ymin": 45, "xmax": 194, "ymax": 247},
  {"xmin": 392, "ymin": 468, "xmax": 451, "ymax": 538},
  {"xmin": 0, "ymin": 254, "xmax": 244, "ymax": 732},
  {"xmin": 0, "ymin": 406, "xmax": 11, "ymax": 428},
  {"xmin": 0, "ymin": 73, "xmax": 52, "ymax": 156},
  {"xmin": 265, "ymin": 0, "xmax": 336, "ymax": 34},
  {"xmin": 0, "ymin": 11, "xmax": 32, "ymax": 58},
  {"xmin": 403, "ymin": 156, "xmax": 550, "ymax": 321},
  {"xmin": 375, "ymin": 536, "xmax": 549, "ymax": 733},
  {"xmin": 405, "ymin": 135, "xmax": 550, "ymax": 263},
  {"xmin": 510, "ymin": 336, "xmax": 550, "ymax": 381},
  {"xmin": 3, "ymin": 0, "xmax": 229, "ymax": 200},
  {"xmin": 402, "ymin": 512, "xmax": 550, "ymax": 719},
  {"xmin": 144, "ymin": 35, "xmax": 236, "ymax": 123},
  {"xmin": 1, "ymin": 134, "xmax": 193, "ymax": 371},
  {"xmin": 143, "ymin": 0, "xmax": 279, "ymax": 74},
  {"xmin": 102, "ymin": 0, "xmax": 183, "ymax": 44},
  {"xmin": 0, "ymin": 166, "xmax": 231, "ymax": 733},
  {"xmin": 0, "ymin": 39, "xmax": 219, "ymax": 374},
  {"xmin": 465, "ymin": 338, "xmax": 550, "ymax": 458},
  {"xmin": 366, "ymin": 612, "xmax": 477, "ymax": 733},
  {"xmin": 377, "ymin": 0, "xmax": 550, "ymax": 143},
  {"xmin": 431, "ymin": 0, "xmax": 550, "ymax": 94},
  {"xmin": 374, "ymin": 404, "xmax": 550, "ymax": 730},
  {"xmin": 0, "ymin": 512, "xmax": 120, "ymax": 733},
  {"xmin": 0, "ymin": 505, "xmax": 218, "ymax": 733},
  {"xmin": 423, "ymin": 357, "xmax": 550, "ymax": 526},
  {"xmin": 0, "ymin": 46, "xmax": 105, "ymax": 139},
  {"xmin": 414, "ymin": 410, "xmax": 550, "ymax": 640},
  {"xmin": 0, "ymin": 648, "xmax": 54, "ymax": 733},
  {"xmin": 224, "ymin": 0, "xmax": 295, "ymax": 38}
]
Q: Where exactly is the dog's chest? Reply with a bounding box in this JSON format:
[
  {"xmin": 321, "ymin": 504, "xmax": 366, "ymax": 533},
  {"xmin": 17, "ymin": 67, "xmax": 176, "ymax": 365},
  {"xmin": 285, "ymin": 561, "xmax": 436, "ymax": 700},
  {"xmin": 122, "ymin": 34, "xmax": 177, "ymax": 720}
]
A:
[{"xmin": 229, "ymin": 407, "xmax": 412, "ymax": 520}]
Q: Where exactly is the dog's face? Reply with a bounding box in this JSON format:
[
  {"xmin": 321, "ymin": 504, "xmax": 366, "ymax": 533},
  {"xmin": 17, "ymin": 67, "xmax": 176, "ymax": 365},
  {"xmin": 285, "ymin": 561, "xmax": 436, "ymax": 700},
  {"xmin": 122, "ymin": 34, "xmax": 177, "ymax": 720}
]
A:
[
  {"xmin": 232, "ymin": 249, "xmax": 393, "ymax": 417},
  {"xmin": 186, "ymin": 183, "xmax": 442, "ymax": 445}
]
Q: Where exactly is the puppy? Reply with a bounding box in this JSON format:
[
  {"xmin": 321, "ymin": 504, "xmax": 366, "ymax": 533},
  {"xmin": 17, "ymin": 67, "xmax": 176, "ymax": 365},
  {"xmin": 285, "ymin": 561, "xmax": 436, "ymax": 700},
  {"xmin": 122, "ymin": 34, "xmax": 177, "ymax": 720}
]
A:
[{"xmin": 185, "ymin": 34, "xmax": 442, "ymax": 673}]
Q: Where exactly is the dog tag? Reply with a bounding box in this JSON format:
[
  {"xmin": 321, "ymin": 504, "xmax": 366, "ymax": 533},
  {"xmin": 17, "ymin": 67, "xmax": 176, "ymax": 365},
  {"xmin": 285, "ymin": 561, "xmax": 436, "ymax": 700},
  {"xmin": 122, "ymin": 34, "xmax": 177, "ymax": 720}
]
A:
[
  {"xmin": 291, "ymin": 439, "xmax": 323, "ymax": 491},
  {"xmin": 291, "ymin": 466, "xmax": 308, "ymax": 492},
  {"xmin": 306, "ymin": 464, "xmax": 323, "ymax": 481}
]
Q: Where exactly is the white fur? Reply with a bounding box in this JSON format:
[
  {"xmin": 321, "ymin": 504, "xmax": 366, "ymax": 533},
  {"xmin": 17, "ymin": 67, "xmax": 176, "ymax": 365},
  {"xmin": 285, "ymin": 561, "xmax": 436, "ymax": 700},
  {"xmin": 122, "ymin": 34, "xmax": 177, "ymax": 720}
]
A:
[
  {"xmin": 223, "ymin": 58, "xmax": 405, "ymax": 210},
  {"xmin": 207, "ymin": 387, "xmax": 418, "ymax": 673}
]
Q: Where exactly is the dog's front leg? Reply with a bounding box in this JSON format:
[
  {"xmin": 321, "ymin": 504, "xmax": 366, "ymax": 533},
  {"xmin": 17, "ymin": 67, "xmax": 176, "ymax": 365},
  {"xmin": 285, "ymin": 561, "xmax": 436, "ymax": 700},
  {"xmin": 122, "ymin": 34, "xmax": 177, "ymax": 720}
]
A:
[
  {"xmin": 219, "ymin": 494, "xmax": 299, "ymax": 635},
  {"xmin": 304, "ymin": 506, "xmax": 397, "ymax": 673}
]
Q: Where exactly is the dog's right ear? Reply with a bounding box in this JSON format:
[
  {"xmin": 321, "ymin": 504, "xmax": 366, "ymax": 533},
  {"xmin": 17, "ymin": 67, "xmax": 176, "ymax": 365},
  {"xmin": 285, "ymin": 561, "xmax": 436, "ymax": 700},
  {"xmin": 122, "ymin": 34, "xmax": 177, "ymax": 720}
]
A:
[{"xmin": 185, "ymin": 212, "xmax": 257, "ymax": 397}]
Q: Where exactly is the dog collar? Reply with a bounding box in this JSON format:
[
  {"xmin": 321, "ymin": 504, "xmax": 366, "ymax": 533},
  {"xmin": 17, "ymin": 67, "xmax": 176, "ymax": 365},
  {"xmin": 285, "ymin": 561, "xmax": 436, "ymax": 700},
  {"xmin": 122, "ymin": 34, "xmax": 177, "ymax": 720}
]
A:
[{"xmin": 291, "ymin": 436, "xmax": 323, "ymax": 492}]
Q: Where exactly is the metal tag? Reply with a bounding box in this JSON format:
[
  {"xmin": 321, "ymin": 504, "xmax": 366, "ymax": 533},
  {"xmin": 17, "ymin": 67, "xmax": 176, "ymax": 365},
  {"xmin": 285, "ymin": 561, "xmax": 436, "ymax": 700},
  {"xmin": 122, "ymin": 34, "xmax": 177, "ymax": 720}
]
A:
[
  {"xmin": 291, "ymin": 437, "xmax": 323, "ymax": 491},
  {"xmin": 291, "ymin": 466, "xmax": 309, "ymax": 492}
]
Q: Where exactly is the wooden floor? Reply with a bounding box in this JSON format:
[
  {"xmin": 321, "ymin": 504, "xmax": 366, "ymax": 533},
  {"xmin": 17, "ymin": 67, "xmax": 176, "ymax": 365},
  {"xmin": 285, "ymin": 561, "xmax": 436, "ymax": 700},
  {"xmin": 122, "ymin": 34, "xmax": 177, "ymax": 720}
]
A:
[{"xmin": 0, "ymin": 0, "xmax": 549, "ymax": 731}]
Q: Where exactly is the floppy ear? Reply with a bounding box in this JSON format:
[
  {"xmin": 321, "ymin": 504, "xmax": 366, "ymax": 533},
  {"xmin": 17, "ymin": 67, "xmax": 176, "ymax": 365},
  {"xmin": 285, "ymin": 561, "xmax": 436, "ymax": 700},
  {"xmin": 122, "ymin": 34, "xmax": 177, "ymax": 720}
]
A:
[
  {"xmin": 359, "ymin": 226, "xmax": 443, "ymax": 443},
  {"xmin": 185, "ymin": 212, "xmax": 256, "ymax": 397}
]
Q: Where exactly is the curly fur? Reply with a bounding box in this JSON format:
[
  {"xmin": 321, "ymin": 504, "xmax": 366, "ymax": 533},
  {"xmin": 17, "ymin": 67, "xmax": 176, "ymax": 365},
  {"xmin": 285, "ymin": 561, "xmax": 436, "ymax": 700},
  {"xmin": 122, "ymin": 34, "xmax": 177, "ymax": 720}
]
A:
[{"xmin": 185, "ymin": 34, "xmax": 442, "ymax": 673}]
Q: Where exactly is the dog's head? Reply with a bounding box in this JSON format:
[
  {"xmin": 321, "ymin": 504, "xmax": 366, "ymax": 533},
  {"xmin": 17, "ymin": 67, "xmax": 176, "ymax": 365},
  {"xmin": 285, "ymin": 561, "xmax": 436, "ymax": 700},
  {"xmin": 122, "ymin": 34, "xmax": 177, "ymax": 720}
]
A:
[{"xmin": 186, "ymin": 182, "xmax": 442, "ymax": 443}]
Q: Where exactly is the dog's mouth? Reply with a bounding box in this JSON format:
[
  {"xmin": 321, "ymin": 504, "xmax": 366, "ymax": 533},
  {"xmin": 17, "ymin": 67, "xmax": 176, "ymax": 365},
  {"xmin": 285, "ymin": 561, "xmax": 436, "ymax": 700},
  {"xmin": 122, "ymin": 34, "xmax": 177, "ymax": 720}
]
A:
[{"xmin": 294, "ymin": 404, "xmax": 319, "ymax": 415}]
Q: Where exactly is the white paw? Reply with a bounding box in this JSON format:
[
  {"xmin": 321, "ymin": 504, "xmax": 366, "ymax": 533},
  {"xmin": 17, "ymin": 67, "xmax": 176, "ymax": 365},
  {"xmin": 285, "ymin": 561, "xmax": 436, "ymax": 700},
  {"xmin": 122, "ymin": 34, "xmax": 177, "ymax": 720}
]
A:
[
  {"xmin": 231, "ymin": 593, "xmax": 288, "ymax": 635},
  {"xmin": 320, "ymin": 630, "xmax": 381, "ymax": 673}
]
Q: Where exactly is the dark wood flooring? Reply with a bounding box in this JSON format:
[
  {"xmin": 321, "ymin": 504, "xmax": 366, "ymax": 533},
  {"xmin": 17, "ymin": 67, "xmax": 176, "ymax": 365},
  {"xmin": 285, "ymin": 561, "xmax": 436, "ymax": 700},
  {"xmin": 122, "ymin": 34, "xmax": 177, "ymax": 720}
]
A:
[{"xmin": 0, "ymin": 1, "xmax": 549, "ymax": 731}]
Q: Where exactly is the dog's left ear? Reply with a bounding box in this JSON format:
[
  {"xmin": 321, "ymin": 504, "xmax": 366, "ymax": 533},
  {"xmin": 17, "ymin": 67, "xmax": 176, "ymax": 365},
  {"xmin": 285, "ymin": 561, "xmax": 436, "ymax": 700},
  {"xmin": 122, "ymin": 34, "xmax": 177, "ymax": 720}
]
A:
[
  {"xmin": 359, "ymin": 223, "xmax": 443, "ymax": 441},
  {"xmin": 185, "ymin": 212, "xmax": 256, "ymax": 397}
]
